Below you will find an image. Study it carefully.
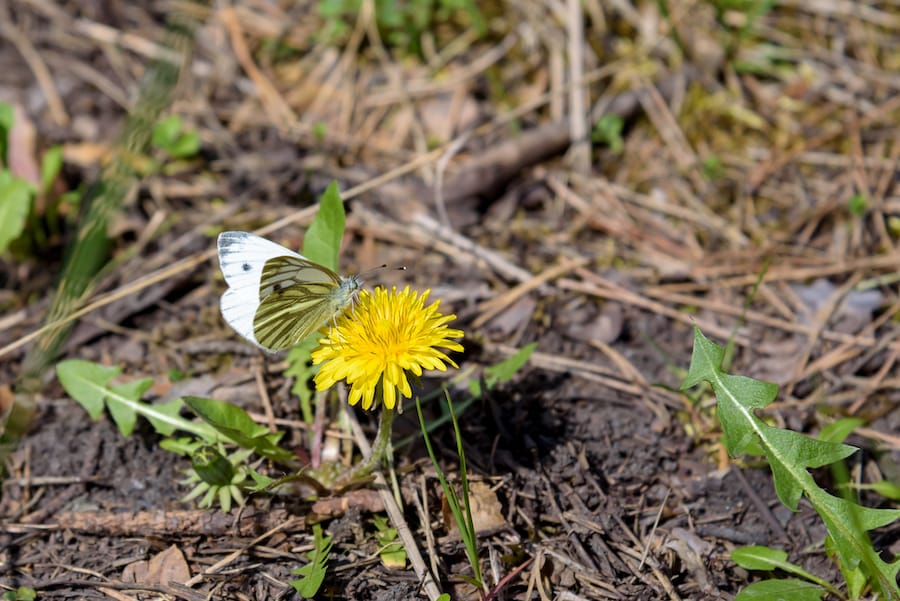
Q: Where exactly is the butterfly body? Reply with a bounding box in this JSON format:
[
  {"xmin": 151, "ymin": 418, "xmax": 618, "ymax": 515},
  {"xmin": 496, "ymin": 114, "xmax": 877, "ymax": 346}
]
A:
[{"xmin": 217, "ymin": 231, "xmax": 361, "ymax": 351}]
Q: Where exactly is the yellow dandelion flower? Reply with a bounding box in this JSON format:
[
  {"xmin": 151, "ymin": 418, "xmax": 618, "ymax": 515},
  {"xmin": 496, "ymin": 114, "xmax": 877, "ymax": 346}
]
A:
[{"xmin": 312, "ymin": 286, "xmax": 464, "ymax": 411}]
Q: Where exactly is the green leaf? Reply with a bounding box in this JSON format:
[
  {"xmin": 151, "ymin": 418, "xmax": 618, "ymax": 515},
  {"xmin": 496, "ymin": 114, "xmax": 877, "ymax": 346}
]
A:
[
  {"xmin": 484, "ymin": 342, "xmax": 537, "ymax": 388},
  {"xmin": 190, "ymin": 445, "xmax": 236, "ymax": 486},
  {"xmin": 182, "ymin": 396, "xmax": 293, "ymax": 463},
  {"xmin": 57, "ymin": 360, "xmax": 152, "ymax": 435},
  {"xmin": 40, "ymin": 145, "xmax": 63, "ymax": 194},
  {"xmin": 107, "ymin": 378, "xmax": 154, "ymax": 435},
  {"xmin": 312, "ymin": 121, "xmax": 328, "ymax": 140},
  {"xmin": 848, "ymin": 193, "xmax": 867, "ymax": 217},
  {"xmin": 0, "ymin": 170, "xmax": 35, "ymax": 254},
  {"xmin": 291, "ymin": 523, "xmax": 333, "ymax": 598},
  {"xmin": 0, "ymin": 101, "xmax": 14, "ymax": 163},
  {"xmin": 817, "ymin": 417, "xmax": 862, "ymax": 444},
  {"xmin": 168, "ymin": 131, "xmax": 200, "ymax": 159},
  {"xmin": 373, "ymin": 514, "xmax": 406, "ymax": 569},
  {"xmin": 2, "ymin": 586, "xmax": 37, "ymax": 601},
  {"xmin": 285, "ymin": 336, "xmax": 320, "ymax": 425},
  {"xmin": 734, "ymin": 579, "xmax": 825, "ymax": 601},
  {"xmin": 591, "ymin": 114, "xmax": 624, "ymax": 153},
  {"xmin": 702, "ymin": 155, "xmax": 723, "ymax": 180},
  {"xmin": 731, "ymin": 546, "xmax": 838, "ymax": 594},
  {"xmin": 56, "ymin": 359, "xmax": 212, "ymax": 440},
  {"xmin": 57, "ymin": 360, "xmax": 122, "ymax": 419},
  {"xmin": 415, "ymin": 393, "xmax": 483, "ymax": 588},
  {"xmin": 302, "ymin": 181, "xmax": 345, "ymax": 270},
  {"xmin": 159, "ymin": 437, "xmax": 201, "ymax": 456},
  {"xmin": 865, "ymin": 479, "xmax": 900, "ymax": 501},
  {"xmin": 682, "ymin": 326, "xmax": 900, "ymax": 598},
  {"xmin": 152, "ymin": 115, "xmax": 182, "ymax": 149},
  {"xmin": 731, "ymin": 545, "xmax": 789, "ymax": 570},
  {"xmin": 246, "ymin": 467, "xmax": 276, "ymax": 491}
]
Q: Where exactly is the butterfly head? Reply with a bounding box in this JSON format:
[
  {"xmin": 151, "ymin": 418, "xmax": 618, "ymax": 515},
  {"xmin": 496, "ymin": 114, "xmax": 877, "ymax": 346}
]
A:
[{"xmin": 334, "ymin": 274, "xmax": 363, "ymax": 310}]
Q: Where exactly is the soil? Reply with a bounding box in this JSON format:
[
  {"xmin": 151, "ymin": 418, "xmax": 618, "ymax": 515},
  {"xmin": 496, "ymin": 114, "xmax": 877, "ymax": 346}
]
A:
[{"xmin": 1, "ymin": 2, "xmax": 899, "ymax": 600}]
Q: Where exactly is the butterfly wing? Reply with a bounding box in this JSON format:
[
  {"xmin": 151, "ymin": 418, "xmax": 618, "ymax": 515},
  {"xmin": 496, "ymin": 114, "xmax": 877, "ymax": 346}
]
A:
[
  {"xmin": 257, "ymin": 254, "xmax": 339, "ymax": 298},
  {"xmin": 253, "ymin": 256, "xmax": 345, "ymax": 350},
  {"xmin": 217, "ymin": 231, "xmax": 304, "ymax": 349}
]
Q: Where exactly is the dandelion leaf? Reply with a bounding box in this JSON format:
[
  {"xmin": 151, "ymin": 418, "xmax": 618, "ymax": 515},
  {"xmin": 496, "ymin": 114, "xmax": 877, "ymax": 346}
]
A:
[
  {"xmin": 682, "ymin": 326, "xmax": 900, "ymax": 599},
  {"xmin": 291, "ymin": 523, "xmax": 333, "ymax": 598},
  {"xmin": 57, "ymin": 359, "xmax": 153, "ymax": 436},
  {"xmin": 735, "ymin": 579, "xmax": 825, "ymax": 601}
]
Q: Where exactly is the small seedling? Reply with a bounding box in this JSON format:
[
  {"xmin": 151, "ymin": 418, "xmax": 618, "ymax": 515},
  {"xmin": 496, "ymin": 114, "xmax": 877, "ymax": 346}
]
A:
[
  {"xmin": 317, "ymin": 0, "xmax": 485, "ymax": 55},
  {"xmin": 178, "ymin": 444, "xmax": 254, "ymax": 512},
  {"xmin": 0, "ymin": 101, "xmax": 69, "ymax": 254},
  {"xmin": 848, "ymin": 193, "xmax": 867, "ymax": 217},
  {"xmin": 591, "ymin": 114, "xmax": 625, "ymax": 154},
  {"xmin": 2, "ymin": 587, "xmax": 36, "ymax": 601},
  {"xmin": 373, "ymin": 514, "xmax": 407, "ymax": 568},
  {"xmin": 151, "ymin": 115, "xmax": 200, "ymax": 159}
]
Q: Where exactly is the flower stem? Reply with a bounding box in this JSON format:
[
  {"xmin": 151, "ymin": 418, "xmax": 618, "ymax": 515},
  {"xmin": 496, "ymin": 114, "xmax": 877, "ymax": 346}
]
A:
[{"xmin": 340, "ymin": 408, "xmax": 395, "ymax": 486}]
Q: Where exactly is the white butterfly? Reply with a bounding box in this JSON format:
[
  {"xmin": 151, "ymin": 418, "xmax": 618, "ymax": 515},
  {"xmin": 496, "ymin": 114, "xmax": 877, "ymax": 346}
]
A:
[{"xmin": 217, "ymin": 231, "xmax": 361, "ymax": 351}]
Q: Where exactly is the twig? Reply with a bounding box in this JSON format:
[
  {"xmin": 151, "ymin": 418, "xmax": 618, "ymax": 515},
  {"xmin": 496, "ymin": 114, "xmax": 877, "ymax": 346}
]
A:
[
  {"xmin": 0, "ymin": 20, "xmax": 68, "ymax": 126},
  {"xmin": 566, "ymin": 0, "xmax": 590, "ymax": 174},
  {"xmin": 473, "ymin": 256, "xmax": 590, "ymax": 328},
  {"xmin": 344, "ymin": 407, "xmax": 443, "ymax": 600}
]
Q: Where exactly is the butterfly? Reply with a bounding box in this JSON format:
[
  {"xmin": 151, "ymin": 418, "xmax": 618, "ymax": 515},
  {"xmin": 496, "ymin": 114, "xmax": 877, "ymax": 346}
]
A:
[{"xmin": 217, "ymin": 231, "xmax": 362, "ymax": 351}]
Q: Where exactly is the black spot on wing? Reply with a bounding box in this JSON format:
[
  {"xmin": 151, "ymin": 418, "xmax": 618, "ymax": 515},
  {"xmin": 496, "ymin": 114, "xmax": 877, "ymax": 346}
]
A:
[{"xmin": 242, "ymin": 263, "xmax": 252, "ymax": 271}]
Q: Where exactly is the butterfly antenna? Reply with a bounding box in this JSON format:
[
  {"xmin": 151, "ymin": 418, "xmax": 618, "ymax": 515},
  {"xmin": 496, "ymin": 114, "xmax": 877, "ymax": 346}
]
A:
[{"xmin": 360, "ymin": 264, "xmax": 407, "ymax": 277}]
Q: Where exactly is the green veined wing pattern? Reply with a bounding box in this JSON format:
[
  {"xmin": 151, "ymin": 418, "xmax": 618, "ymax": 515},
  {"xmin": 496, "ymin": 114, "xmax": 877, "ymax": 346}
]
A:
[
  {"xmin": 254, "ymin": 255, "xmax": 349, "ymax": 350},
  {"xmin": 257, "ymin": 255, "xmax": 341, "ymax": 300}
]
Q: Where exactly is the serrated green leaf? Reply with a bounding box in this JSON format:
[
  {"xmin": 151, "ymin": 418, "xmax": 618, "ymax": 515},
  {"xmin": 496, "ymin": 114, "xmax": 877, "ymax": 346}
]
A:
[
  {"xmin": 682, "ymin": 327, "xmax": 900, "ymax": 599},
  {"xmin": 159, "ymin": 437, "xmax": 201, "ymax": 456},
  {"xmin": 107, "ymin": 378, "xmax": 154, "ymax": 435},
  {"xmin": 285, "ymin": 336, "xmax": 319, "ymax": 423},
  {"xmin": 56, "ymin": 359, "xmax": 211, "ymax": 440},
  {"xmin": 182, "ymin": 396, "xmax": 293, "ymax": 463},
  {"xmin": 302, "ymin": 181, "xmax": 344, "ymax": 270},
  {"xmin": 191, "ymin": 445, "xmax": 236, "ymax": 486},
  {"xmin": 484, "ymin": 342, "xmax": 536, "ymax": 388},
  {"xmin": 734, "ymin": 578, "xmax": 825, "ymax": 601},
  {"xmin": 763, "ymin": 425, "xmax": 856, "ymax": 510},
  {"xmin": 144, "ymin": 399, "xmax": 184, "ymax": 436},
  {"xmin": 681, "ymin": 326, "xmax": 726, "ymax": 390},
  {"xmin": 291, "ymin": 523, "xmax": 333, "ymax": 598},
  {"xmin": 0, "ymin": 171, "xmax": 35, "ymax": 254},
  {"xmin": 247, "ymin": 467, "xmax": 275, "ymax": 491},
  {"xmin": 57, "ymin": 360, "xmax": 122, "ymax": 418}
]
